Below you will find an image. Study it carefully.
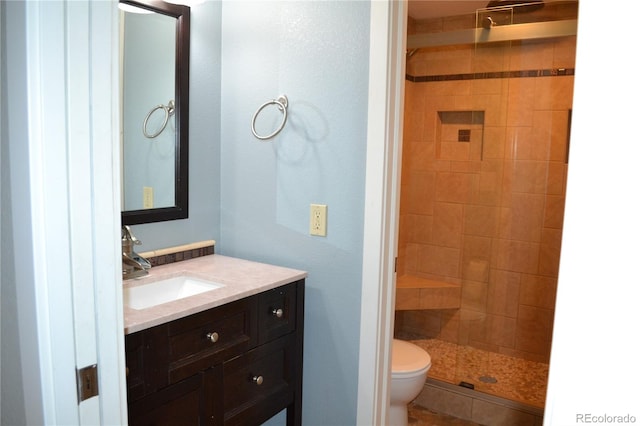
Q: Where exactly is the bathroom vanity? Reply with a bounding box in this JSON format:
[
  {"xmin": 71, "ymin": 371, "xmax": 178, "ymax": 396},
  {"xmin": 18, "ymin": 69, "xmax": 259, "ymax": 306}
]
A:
[{"xmin": 123, "ymin": 255, "xmax": 306, "ymax": 426}]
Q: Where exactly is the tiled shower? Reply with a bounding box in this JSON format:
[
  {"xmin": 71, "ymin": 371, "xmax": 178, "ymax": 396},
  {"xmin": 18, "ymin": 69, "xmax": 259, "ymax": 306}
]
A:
[{"xmin": 395, "ymin": 1, "xmax": 577, "ymax": 412}]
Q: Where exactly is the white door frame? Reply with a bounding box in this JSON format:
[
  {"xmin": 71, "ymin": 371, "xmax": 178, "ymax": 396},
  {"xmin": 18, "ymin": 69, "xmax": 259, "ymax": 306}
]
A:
[
  {"xmin": 357, "ymin": 1, "xmax": 407, "ymax": 424},
  {"xmin": 18, "ymin": 1, "xmax": 127, "ymax": 423}
]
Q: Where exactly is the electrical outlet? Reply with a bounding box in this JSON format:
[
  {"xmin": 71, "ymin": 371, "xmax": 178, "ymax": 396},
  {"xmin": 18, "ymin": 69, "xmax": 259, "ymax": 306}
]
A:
[
  {"xmin": 309, "ymin": 204, "xmax": 327, "ymax": 236},
  {"xmin": 143, "ymin": 186, "xmax": 154, "ymax": 209}
]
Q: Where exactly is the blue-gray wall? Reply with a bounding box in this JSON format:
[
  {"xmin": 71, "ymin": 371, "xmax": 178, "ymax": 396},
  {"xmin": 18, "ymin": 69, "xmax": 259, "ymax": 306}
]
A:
[
  {"xmin": 131, "ymin": 2, "xmax": 369, "ymax": 424},
  {"xmin": 218, "ymin": 3, "xmax": 370, "ymax": 425},
  {"xmin": 130, "ymin": 1, "xmax": 222, "ymax": 248}
]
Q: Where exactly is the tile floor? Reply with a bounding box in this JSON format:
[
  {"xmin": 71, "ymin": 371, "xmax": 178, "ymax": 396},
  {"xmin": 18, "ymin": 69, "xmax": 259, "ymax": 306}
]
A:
[{"xmin": 409, "ymin": 339, "xmax": 548, "ymax": 408}]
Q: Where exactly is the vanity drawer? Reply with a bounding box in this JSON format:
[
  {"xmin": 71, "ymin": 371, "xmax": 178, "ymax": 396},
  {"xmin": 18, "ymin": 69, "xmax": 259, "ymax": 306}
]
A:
[
  {"xmin": 258, "ymin": 282, "xmax": 298, "ymax": 344},
  {"xmin": 222, "ymin": 334, "xmax": 295, "ymax": 425},
  {"xmin": 167, "ymin": 298, "xmax": 258, "ymax": 383}
]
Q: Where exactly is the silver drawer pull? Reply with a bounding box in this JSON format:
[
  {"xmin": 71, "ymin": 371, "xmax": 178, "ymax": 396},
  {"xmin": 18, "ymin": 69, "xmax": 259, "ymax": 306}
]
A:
[
  {"xmin": 271, "ymin": 308, "xmax": 284, "ymax": 318},
  {"xmin": 252, "ymin": 375, "xmax": 264, "ymax": 385},
  {"xmin": 206, "ymin": 332, "xmax": 219, "ymax": 343}
]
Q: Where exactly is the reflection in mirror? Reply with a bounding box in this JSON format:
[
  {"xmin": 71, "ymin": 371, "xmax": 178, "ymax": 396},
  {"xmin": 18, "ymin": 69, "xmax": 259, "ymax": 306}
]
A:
[{"xmin": 120, "ymin": 0, "xmax": 190, "ymax": 225}]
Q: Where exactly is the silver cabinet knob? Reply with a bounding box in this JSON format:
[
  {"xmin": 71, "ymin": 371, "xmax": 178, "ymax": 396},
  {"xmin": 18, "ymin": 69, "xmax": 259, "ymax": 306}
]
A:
[
  {"xmin": 271, "ymin": 308, "xmax": 283, "ymax": 318},
  {"xmin": 206, "ymin": 332, "xmax": 219, "ymax": 343},
  {"xmin": 252, "ymin": 375, "xmax": 264, "ymax": 385}
]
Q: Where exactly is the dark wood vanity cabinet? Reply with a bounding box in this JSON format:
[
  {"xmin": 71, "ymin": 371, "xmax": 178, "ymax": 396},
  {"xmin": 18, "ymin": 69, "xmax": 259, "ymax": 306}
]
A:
[{"xmin": 125, "ymin": 279, "xmax": 304, "ymax": 426}]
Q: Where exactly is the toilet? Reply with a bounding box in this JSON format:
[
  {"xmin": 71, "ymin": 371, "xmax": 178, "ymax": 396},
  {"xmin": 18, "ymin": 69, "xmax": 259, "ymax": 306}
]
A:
[{"xmin": 390, "ymin": 339, "xmax": 432, "ymax": 426}]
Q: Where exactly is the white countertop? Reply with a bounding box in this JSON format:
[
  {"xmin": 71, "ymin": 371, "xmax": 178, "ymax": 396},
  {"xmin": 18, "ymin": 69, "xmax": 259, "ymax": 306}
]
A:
[{"xmin": 123, "ymin": 254, "xmax": 307, "ymax": 334}]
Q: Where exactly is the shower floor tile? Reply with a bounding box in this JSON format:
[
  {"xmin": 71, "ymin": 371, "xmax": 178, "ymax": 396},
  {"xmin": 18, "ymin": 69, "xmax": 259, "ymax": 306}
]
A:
[{"xmin": 410, "ymin": 339, "xmax": 548, "ymax": 409}]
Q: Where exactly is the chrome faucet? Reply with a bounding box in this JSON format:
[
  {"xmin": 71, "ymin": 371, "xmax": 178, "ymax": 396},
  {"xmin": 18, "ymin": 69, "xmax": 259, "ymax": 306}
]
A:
[{"xmin": 122, "ymin": 225, "xmax": 151, "ymax": 279}]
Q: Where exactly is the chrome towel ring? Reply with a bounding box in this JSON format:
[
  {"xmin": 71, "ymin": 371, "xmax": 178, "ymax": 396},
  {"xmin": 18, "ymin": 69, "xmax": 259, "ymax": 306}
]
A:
[
  {"xmin": 143, "ymin": 100, "xmax": 175, "ymax": 139},
  {"xmin": 251, "ymin": 95, "xmax": 288, "ymax": 140}
]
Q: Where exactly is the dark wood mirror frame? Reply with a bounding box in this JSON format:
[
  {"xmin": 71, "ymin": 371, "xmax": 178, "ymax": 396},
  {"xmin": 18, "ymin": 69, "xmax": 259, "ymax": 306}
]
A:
[{"xmin": 120, "ymin": 0, "xmax": 190, "ymax": 225}]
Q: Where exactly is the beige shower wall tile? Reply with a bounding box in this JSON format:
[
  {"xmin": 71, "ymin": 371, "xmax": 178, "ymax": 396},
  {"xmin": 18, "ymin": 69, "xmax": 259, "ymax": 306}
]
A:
[
  {"xmin": 473, "ymin": 160, "xmax": 504, "ymax": 206},
  {"xmin": 534, "ymin": 76, "xmax": 574, "ymax": 110},
  {"xmin": 462, "ymin": 259, "xmax": 489, "ymax": 283},
  {"xmin": 402, "ymin": 285, "xmax": 463, "ymax": 310},
  {"xmin": 439, "ymin": 140, "xmax": 471, "ymax": 161},
  {"xmin": 404, "ymin": 213, "xmax": 433, "ymax": 244},
  {"xmin": 421, "ymin": 46, "xmax": 474, "ymax": 76},
  {"xmin": 553, "ymin": 36, "xmax": 577, "ymax": 68},
  {"xmin": 432, "ymin": 203, "xmax": 464, "ymax": 248},
  {"xmin": 396, "ymin": 244, "xmax": 407, "ymax": 277},
  {"xmin": 482, "ymin": 126, "xmax": 507, "ymax": 159},
  {"xmin": 399, "ymin": 33, "xmax": 574, "ymax": 369},
  {"xmin": 403, "ymin": 111, "xmax": 425, "ymax": 142},
  {"xmin": 509, "ymin": 160, "xmax": 549, "ymax": 194},
  {"xmin": 495, "ymin": 239, "xmax": 540, "ymax": 274},
  {"xmin": 474, "ymin": 43, "xmax": 511, "ymax": 73},
  {"xmin": 404, "ymin": 82, "xmax": 424, "ymax": 112},
  {"xmin": 439, "ymin": 310, "xmax": 461, "ymax": 343},
  {"xmin": 461, "ymin": 280, "xmax": 488, "ymax": 312},
  {"xmin": 538, "ymin": 231, "xmax": 562, "ymax": 277},
  {"xmin": 548, "ymin": 110, "xmax": 570, "ymax": 162},
  {"xmin": 473, "ymin": 93, "xmax": 507, "ymax": 127},
  {"xmin": 487, "ymin": 269, "xmax": 521, "ymax": 318},
  {"xmin": 499, "ymin": 193, "xmax": 545, "ymax": 243},
  {"xmin": 442, "ymin": 14, "xmax": 475, "ymax": 32},
  {"xmin": 464, "ymin": 204, "xmax": 498, "ymax": 237},
  {"xmin": 451, "ymin": 161, "xmax": 481, "ymax": 174},
  {"xmin": 515, "ymin": 305, "xmax": 554, "ymax": 356},
  {"xmin": 475, "ymin": 173, "xmax": 502, "ymax": 207},
  {"xmin": 545, "ymin": 162, "xmax": 566, "ymax": 195},
  {"xmin": 436, "ymin": 171, "xmax": 475, "ymax": 203},
  {"xmin": 398, "ymin": 310, "xmax": 443, "ymax": 337},
  {"xmin": 454, "ymin": 94, "xmax": 475, "ymax": 111},
  {"xmin": 487, "ymin": 314, "xmax": 517, "ymax": 348},
  {"xmin": 531, "ymin": 111, "xmax": 556, "ymax": 160},
  {"xmin": 401, "ymin": 171, "xmax": 436, "ymax": 215},
  {"xmin": 543, "ymin": 195, "xmax": 566, "ymax": 229},
  {"xmin": 417, "ymin": 244, "xmax": 460, "ymax": 278},
  {"xmin": 509, "ymin": 124, "xmax": 550, "ymax": 161},
  {"xmin": 427, "ymin": 80, "xmax": 471, "ymax": 97},
  {"xmin": 402, "ymin": 142, "xmax": 436, "ymax": 172},
  {"xmin": 520, "ymin": 274, "xmax": 557, "ymax": 310},
  {"xmin": 471, "ymin": 78, "xmax": 504, "ymax": 95},
  {"xmin": 508, "ymin": 39, "xmax": 554, "ymax": 71},
  {"xmin": 461, "ymin": 235, "xmax": 493, "ymax": 267},
  {"xmin": 507, "ymin": 79, "xmax": 536, "ymax": 126},
  {"xmin": 402, "ymin": 243, "xmax": 419, "ymax": 275}
]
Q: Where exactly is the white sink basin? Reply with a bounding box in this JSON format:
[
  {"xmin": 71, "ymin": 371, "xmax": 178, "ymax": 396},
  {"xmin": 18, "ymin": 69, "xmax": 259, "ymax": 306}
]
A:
[{"xmin": 124, "ymin": 275, "xmax": 224, "ymax": 310}]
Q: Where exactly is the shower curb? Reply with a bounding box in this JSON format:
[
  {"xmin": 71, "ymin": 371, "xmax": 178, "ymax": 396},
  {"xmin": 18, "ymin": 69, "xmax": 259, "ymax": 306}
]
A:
[{"xmin": 414, "ymin": 378, "xmax": 544, "ymax": 426}]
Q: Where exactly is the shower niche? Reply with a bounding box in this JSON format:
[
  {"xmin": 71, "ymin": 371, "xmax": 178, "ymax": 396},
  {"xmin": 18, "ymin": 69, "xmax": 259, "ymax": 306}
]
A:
[{"xmin": 436, "ymin": 111, "xmax": 485, "ymax": 161}]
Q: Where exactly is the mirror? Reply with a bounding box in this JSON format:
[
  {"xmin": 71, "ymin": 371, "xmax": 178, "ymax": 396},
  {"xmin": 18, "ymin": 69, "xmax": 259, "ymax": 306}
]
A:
[{"xmin": 120, "ymin": 0, "xmax": 190, "ymax": 225}]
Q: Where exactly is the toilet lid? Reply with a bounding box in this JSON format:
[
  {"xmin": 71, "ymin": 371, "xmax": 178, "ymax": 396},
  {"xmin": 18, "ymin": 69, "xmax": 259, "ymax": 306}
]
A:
[{"xmin": 392, "ymin": 339, "xmax": 431, "ymax": 373}]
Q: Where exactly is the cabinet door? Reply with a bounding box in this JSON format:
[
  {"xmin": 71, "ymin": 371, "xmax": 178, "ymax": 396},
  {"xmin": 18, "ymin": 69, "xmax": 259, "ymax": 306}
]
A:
[
  {"xmin": 128, "ymin": 373, "xmax": 207, "ymax": 426},
  {"xmin": 223, "ymin": 334, "xmax": 296, "ymax": 426},
  {"xmin": 258, "ymin": 282, "xmax": 297, "ymax": 344}
]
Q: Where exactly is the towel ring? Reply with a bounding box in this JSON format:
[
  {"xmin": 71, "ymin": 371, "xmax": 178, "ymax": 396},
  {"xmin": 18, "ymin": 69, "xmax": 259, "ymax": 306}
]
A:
[
  {"xmin": 143, "ymin": 100, "xmax": 175, "ymax": 139},
  {"xmin": 251, "ymin": 95, "xmax": 288, "ymax": 140}
]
